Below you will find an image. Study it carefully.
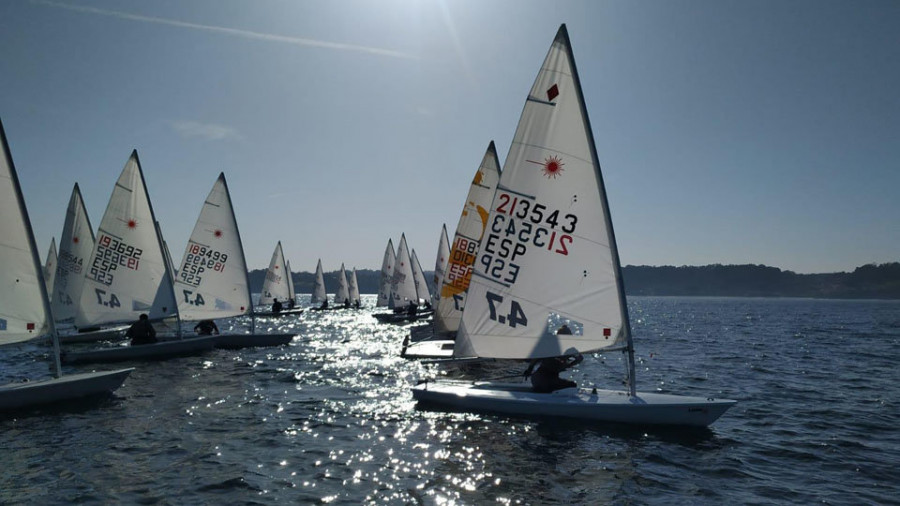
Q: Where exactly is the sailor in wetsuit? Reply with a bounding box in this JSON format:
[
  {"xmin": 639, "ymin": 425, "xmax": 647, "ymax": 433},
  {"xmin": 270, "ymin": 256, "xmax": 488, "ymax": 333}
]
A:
[{"xmin": 127, "ymin": 313, "xmax": 157, "ymax": 346}]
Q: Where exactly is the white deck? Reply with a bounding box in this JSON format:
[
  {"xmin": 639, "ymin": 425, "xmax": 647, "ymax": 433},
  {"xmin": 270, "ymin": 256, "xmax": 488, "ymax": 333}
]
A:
[{"xmin": 412, "ymin": 380, "xmax": 736, "ymax": 427}]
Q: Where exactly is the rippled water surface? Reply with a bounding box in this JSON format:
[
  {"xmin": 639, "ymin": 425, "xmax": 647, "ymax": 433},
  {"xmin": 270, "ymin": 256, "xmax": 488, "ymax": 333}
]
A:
[{"xmin": 2, "ymin": 296, "xmax": 898, "ymax": 504}]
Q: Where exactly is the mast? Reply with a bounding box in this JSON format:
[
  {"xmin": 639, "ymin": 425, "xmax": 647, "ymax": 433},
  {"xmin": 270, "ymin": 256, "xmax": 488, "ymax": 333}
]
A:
[
  {"xmin": 219, "ymin": 173, "xmax": 257, "ymax": 334},
  {"xmin": 559, "ymin": 25, "xmax": 636, "ymax": 395},
  {"xmin": 0, "ymin": 118, "xmax": 62, "ymax": 376},
  {"xmin": 134, "ymin": 150, "xmax": 182, "ymax": 339}
]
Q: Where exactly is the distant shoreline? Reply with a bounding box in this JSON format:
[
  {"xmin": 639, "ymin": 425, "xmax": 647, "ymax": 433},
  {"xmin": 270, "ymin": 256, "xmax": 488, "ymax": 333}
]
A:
[{"xmin": 249, "ymin": 262, "xmax": 900, "ymax": 300}]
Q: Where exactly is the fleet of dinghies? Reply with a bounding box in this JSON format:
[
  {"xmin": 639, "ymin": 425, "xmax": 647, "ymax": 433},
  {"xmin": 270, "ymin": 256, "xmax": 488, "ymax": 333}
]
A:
[{"xmin": 1, "ymin": 24, "xmax": 734, "ymax": 426}]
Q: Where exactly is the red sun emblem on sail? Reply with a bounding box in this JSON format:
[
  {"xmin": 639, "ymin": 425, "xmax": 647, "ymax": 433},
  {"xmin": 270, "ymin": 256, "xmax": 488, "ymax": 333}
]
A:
[
  {"xmin": 214, "ymin": 229, "xmax": 223, "ymax": 238},
  {"xmin": 73, "ymin": 236, "xmax": 79, "ymax": 244},
  {"xmin": 527, "ymin": 155, "xmax": 565, "ymax": 179},
  {"xmin": 127, "ymin": 219, "xmax": 138, "ymax": 229}
]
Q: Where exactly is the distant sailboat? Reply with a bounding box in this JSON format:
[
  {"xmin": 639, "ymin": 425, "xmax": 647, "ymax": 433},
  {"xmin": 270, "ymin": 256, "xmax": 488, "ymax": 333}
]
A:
[
  {"xmin": 334, "ymin": 263, "xmax": 350, "ymax": 307},
  {"xmin": 173, "ymin": 173, "xmax": 294, "ymax": 348},
  {"xmin": 43, "ymin": 238, "xmax": 57, "ymax": 299},
  {"xmin": 376, "ymin": 239, "xmax": 395, "ymax": 307},
  {"xmin": 348, "ymin": 268, "xmax": 361, "ymax": 308},
  {"xmin": 0, "ymin": 117, "xmax": 132, "ymax": 411},
  {"xmin": 410, "ymin": 249, "xmax": 432, "ymax": 304},
  {"xmin": 310, "ymin": 259, "xmax": 327, "ymax": 307},
  {"xmin": 257, "ymin": 242, "xmax": 303, "ymax": 316},
  {"xmin": 52, "ymin": 184, "xmax": 96, "ymax": 325},
  {"xmin": 286, "ymin": 260, "xmax": 296, "ymax": 305},
  {"xmin": 432, "ymin": 225, "xmax": 450, "ymax": 307},
  {"xmin": 412, "ymin": 25, "xmax": 736, "ymax": 426}
]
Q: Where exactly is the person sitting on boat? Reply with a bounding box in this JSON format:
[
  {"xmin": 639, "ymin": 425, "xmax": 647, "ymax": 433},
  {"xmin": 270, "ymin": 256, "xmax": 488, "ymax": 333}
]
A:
[
  {"xmin": 343, "ymin": 298, "xmax": 351, "ymax": 309},
  {"xmin": 127, "ymin": 313, "xmax": 157, "ymax": 346},
  {"xmin": 523, "ymin": 353, "xmax": 584, "ymax": 393},
  {"xmin": 557, "ymin": 324, "xmax": 573, "ymax": 335},
  {"xmin": 353, "ymin": 299, "xmax": 361, "ymax": 309},
  {"xmin": 423, "ymin": 300, "xmax": 432, "ymax": 310},
  {"xmin": 272, "ymin": 298, "xmax": 283, "ymax": 314},
  {"xmin": 194, "ymin": 319, "xmax": 219, "ymax": 336},
  {"xmin": 288, "ymin": 298, "xmax": 296, "ymax": 309},
  {"xmin": 318, "ymin": 300, "xmax": 329, "ymax": 310},
  {"xmin": 406, "ymin": 300, "xmax": 417, "ymax": 316}
]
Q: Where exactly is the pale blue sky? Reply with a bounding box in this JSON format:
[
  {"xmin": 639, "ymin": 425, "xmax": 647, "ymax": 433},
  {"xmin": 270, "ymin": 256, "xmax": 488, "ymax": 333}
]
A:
[{"xmin": 2, "ymin": 0, "xmax": 897, "ymax": 274}]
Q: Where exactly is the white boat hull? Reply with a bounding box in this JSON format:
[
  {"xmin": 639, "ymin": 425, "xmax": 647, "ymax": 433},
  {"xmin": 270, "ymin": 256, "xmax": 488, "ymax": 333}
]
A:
[
  {"xmin": 58, "ymin": 325, "xmax": 130, "ymax": 344},
  {"xmin": 0, "ymin": 368, "xmax": 134, "ymax": 411},
  {"xmin": 60, "ymin": 336, "xmax": 216, "ymax": 364},
  {"xmin": 213, "ymin": 333, "xmax": 294, "ymax": 349},
  {"xmin": 254, "ymin": 308, "xmax": 305, "ymax": 317},
  {"xmin": 412, "ymin": 380, "xmax": 736, "ymax": 427},
  {"xmin": 401, "ymin": 337, "xmax": 456, "ymax": 359}
]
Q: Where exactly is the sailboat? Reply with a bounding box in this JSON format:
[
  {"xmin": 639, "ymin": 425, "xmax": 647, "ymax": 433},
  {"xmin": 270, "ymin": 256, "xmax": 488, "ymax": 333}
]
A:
[
  {"xmin": 334, "ymin": 263, "xmax": 350, "ymax": 308},
  {"xmin": 0, "ymin": 117, "xmax": 132, "ymax": 411},
  {"xmin": 257, "ymin": 242, "xmax": 303, "ymax": 316},
  {"xmin": 376, "ymin": 239, "xmax": 395, "ymax": 307},
  {"xmin": 309, "ymin": 259, "xmax": 328, "ymax": 309},
  {"xmin": 374, "ymin": 234, "xmax": 424, "ymax": 323},
  {"xmin": 173, "ymin": 174, "xmax": 294, "ymax": 349},
  {"xmin": 412, "ymin": 25, "xmax": 735, "ymax": 426},
  {"xmin": 43, "ymin": 238, "xmax": 58, "ymax": 298},
  {"xmin": 60, "ymin": 151, "xmax": 216, "ymax": 364},
  {"xmin": 285, "ymin": 259, "xmax": 296, "ymax": 305},
  {"xmin": 410, "ymin": 249, "xmax": 433, "ymax": 307},
  {"xmin": 348, "ymin": 268, "xmax": 361, "ymax": 308},
  {"xmin": 402, "ymin": 143, "xmax": 501, "ymax": 359},
  {"xmin": 432, "ymin": 224, "xmax": 450, "ymax": 307},
  {"xmin": 53, "ymin": 184, "xmax": 97, "ymax": 329}
]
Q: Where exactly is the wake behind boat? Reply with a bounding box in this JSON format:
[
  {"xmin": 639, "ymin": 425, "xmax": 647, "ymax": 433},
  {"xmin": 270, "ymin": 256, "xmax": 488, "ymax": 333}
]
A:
[
  {"xmin": 0, "ymin": 117, "xmax": 132, "ymax": 412},
  {"xmin": 411, "ymin": 25, "xmax": 736, "ymax": 427}
]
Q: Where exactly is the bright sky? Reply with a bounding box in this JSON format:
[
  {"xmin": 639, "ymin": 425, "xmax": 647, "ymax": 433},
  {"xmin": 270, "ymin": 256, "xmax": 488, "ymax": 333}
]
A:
[{"xmin": 2, "ymin": 0, "xmax": 897, "ymax": 275}]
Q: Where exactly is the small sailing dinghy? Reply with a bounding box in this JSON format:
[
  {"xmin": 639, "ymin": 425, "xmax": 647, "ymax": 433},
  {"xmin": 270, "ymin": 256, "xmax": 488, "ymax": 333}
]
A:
[
  {"xmin": 43, "ymin": 238, "xmax": 58, "ymax": 297},
  {"xmin": 308, "ymin": 259, "xmax": 329, "ymax": 310},
  {"xmin": 256, "ymin": 242, "xmax": 304, "ymax": 316},
  {"xmin": 402, "ymin": 143, "xmax": 502, "ymax": 359},
  {"xmin": 333, "ymin": 263, "xmax": 351, "ymax": 308},
  {"xmin": 376, "ymin": 239, "xmax": 395, "ymax": 308},
  {"xmin": 412, "ymin": 25, "xmax": 735, "ymax": 427},
  {"xmin": 60, "ymin": 151, "xmax": 216, "ymax": 364},
  {"xmin": 348, "ymin": 268, "xmax": 361, "ymax": 308},
  {"xmin": 0, "ymin": 117, "xmax": 132, "ymax": 411},
  {"xmin": 173, "ymin": 174, "xmax": 294, "ymax": 349}
]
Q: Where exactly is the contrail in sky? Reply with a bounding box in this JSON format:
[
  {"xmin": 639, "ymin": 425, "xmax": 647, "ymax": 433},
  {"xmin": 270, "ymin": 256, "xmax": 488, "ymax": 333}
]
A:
[{"xmin": 32, "ymin": 0, "xmax": 418, "ymax": 60}]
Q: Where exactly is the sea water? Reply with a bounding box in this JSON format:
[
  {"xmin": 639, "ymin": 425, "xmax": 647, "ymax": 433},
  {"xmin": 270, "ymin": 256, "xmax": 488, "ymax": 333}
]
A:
[{"xmin": 1, "ymin": 296, "xmax": 897, "ymax": 504}]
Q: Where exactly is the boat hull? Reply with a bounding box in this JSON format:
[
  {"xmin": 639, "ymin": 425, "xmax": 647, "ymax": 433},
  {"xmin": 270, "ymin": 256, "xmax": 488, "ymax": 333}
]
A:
[
  {"xmin": 412, "ymin": 380, "xmax": 736, "ymax": 427},
  {"xmin": 254, "ymin": 308, "xmax": 305, "ymax": 317},
  {"xmin": 213, "ymin": 333, "xmax": 294, "ymax": 349},
  {"xmin": 374, "ymin": 309, "xmax": 434, "ymax": 324},
  {"xmin": 58, "ymin": 325, "xmax": 130, "ymax": 344},
  {"xmin": 60, "ymin": 337, "xmax": 216, "ymax": 364},
  {"xmin": 0, "ymin": 368, "xmax": 134, "ymax": 411},
  {"xmin": 401, "ymin": 337, "xmax": 456, "ymax": 359}
]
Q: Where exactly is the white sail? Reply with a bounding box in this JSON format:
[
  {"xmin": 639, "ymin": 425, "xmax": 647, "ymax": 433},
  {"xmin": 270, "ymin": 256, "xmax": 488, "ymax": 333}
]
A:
[
  {"xmin": 376, "ymin": 239, "xmax": 395, "ymax": 307},
  {"xmin": 259, "ymin": 241, "xmax": 290, "ymax": 305},
  {"xmin": 52, "ymin": 184, "xmax": 96, "ymax": 323},
  {"xmin": 174, "ymin": 174, "xmax": 252, "ymax": 321},
  {"xmin": 349, "ymin": 268, "xmax": 361, "ymax": 306},
  {"xmin": 411, "ymin": 249, "xmax": 431, "ymax": 303},
  {"xmin": 75, "ymin": 151, "xmax": 178, "ymax": 327},
  {"xmin": 389, "ymin": 234, "xmax": 417, "ymax": 309},
  {"xmin": 334, "ymin": 263, "xmax": 350, "ymax": 305},
  {"xmin": 435, "ymin": 142, "xmax": 502, "ymax": 334},
  {"xmin": 454, "ymin": 26, "xmax": 630, "ymax": 360},
  {"xmin": 286, "ymin": 259, "xmax": 295, "ymax": 302},
  {"xmin": 0, "ymin": 121, "xmax": 53, "ymax": 345},
  {"xmin": 311, "ymin": 259, "xmax": 327, "ymax": 305},
  {"xmin": 432, "ymin": 224, "xmax": 450, "ymax": 305},
  {"xmin": 43, "ymin": 238, "xmax": 58, "ymax": 300}
]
